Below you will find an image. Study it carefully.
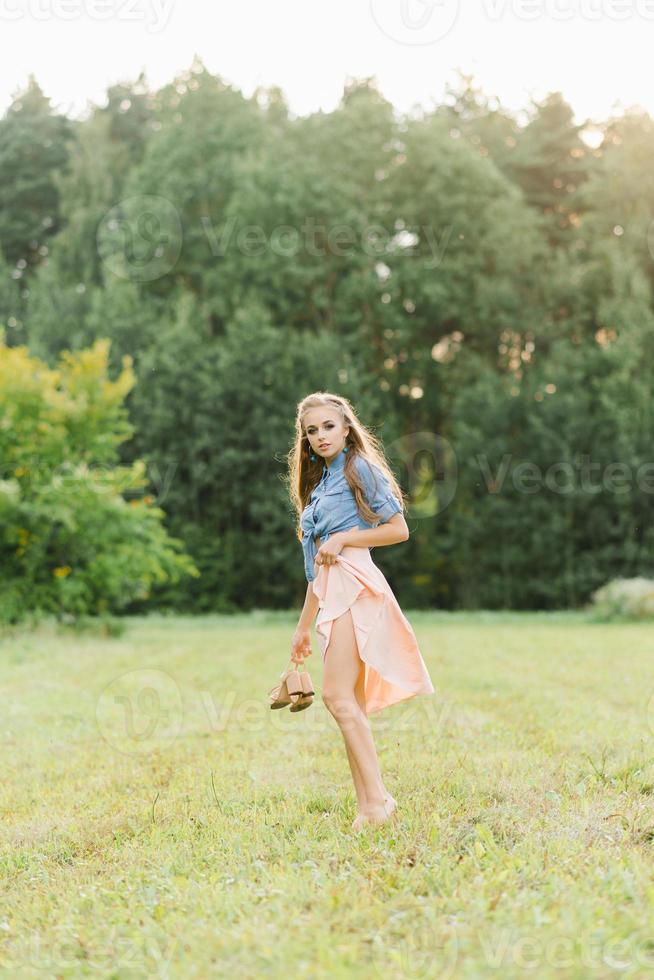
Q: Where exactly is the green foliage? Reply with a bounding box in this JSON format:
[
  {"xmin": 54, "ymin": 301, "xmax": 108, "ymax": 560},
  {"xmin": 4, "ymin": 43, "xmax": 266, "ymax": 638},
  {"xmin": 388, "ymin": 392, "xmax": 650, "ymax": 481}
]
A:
[
  {"xmin": 589, "ymin": 577, "xmax": 654, "ymax": 621},
  {"xmin": 0, "ymin": 251, "xmax": 21, "ymax": 343},
  {"xmin": 446, "ymin": 325, "xmax": 654, "ymax": 609},
  {"xmin": 0, "ymin": 333, "xmax": 199, "ymax": 624},
  {"xmin": 5, "ymin": 65, "xmax": 654, "ymax": 612},
  {"xmin": 506, "ymin": 92, "xmax": 593, "ymax": 245},
  {"xmin": 0, "ymin": 75, "xmax": 74, "ymax": 270}
]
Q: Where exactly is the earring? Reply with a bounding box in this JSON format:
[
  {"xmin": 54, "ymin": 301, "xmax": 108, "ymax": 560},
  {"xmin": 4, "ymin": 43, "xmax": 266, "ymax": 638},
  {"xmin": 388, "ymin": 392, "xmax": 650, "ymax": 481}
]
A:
[
  {"xmin": 343, "ymin": 445, "xmax": 349, "ymax": 453},
  {"xmin": 310, "ymin": 452, "xmax": 316, "ymax": 461}
]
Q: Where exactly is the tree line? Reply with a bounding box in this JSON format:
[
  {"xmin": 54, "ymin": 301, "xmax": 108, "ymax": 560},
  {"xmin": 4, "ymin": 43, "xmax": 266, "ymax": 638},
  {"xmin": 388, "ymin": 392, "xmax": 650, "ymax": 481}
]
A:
[{"xmin": 1, "ymin": 60, "xmax": 653, "ymax": 620}]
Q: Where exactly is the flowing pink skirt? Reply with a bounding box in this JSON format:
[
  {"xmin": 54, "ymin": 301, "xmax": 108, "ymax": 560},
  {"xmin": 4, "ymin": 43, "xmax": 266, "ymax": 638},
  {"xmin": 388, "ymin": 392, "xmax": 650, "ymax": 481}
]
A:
[{"xmin": 311, "ymin": 545, "xmax": 435, "ymax": 716}]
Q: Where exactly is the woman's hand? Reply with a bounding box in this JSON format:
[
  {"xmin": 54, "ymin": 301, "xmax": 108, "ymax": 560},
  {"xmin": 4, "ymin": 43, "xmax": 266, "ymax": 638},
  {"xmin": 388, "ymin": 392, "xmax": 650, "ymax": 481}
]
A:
[
  {"xmin": 314, "ymin": 532, "xmax": 346, "ymax": 571},
  {"xmin": 290, "ymin": 626, "xmax": 312, "ymax": 665}
]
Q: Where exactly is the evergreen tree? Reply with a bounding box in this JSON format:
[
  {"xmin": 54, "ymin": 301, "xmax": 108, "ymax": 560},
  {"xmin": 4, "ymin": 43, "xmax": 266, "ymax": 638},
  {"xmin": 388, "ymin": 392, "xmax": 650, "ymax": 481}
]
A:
[
  {"xmin": 0, "ymin": 75, "xmax": 74, "ymax": 271},
  {"xmin": 507, "ymin": 92, "xmax": 593, "ymax": 246}
]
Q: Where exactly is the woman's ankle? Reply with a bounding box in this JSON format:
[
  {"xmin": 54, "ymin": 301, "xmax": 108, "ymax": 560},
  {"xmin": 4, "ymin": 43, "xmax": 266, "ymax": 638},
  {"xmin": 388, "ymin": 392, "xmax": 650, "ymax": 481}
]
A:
[{"xmin": 364, "ymin": 794, "xmax": 387, "ymax": 809}]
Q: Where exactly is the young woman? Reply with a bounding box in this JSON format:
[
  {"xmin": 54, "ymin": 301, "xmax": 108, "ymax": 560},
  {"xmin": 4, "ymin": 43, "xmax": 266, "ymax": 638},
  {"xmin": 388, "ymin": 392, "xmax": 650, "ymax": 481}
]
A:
[{"xmin": 287, "ymin": 391, "xmax": 435, "ymax": 832}]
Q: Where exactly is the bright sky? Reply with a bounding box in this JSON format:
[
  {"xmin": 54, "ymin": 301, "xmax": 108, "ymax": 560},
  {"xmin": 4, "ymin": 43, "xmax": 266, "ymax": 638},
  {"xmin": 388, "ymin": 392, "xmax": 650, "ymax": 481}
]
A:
[{"xmin": 0, "ymin": 0, "xmax": 652, "ymax": 126}]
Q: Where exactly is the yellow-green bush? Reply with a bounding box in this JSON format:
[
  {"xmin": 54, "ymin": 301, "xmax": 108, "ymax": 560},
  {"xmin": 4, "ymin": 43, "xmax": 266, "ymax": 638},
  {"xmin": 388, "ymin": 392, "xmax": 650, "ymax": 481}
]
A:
[{"xmin": 0, "ymin": 332, "xmax": 199, "ymax": 624}]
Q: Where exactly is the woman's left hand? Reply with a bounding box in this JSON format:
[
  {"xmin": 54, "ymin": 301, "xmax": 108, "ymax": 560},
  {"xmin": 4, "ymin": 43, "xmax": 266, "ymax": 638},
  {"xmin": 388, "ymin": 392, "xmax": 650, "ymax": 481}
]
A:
[{"xmin": 314, "ymin": 532, "xmax": 346, "ymax": 570}]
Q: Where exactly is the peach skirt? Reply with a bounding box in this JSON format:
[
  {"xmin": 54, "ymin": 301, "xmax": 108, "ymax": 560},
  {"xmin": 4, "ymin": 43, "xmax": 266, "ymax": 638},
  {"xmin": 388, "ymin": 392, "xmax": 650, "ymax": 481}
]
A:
[{"xmin": 311, "ymin": 545, "xmax": 435, "ymax": 716}]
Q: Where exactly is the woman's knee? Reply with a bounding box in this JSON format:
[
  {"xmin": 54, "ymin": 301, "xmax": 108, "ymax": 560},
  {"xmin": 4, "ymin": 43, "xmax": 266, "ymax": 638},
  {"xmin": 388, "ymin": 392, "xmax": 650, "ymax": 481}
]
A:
[
  {"xmin": 322, "ymin": 682, "xmax": 347, "ymax": 709},
  {"xmin": 322, "ymin": 687, "xmax": 358, "ymax": 722}
]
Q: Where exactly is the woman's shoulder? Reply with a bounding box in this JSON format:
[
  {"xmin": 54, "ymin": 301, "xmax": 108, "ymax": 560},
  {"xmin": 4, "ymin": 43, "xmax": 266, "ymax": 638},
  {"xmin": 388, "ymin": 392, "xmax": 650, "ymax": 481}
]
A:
[{"xmin": 351, "ymin": 453, "xmax": 382, "ymax": 482}]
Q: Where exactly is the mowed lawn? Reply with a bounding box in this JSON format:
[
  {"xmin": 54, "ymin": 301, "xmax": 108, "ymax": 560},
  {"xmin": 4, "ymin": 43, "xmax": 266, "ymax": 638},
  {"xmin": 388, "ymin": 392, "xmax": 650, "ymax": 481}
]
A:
[{"xmin": 2, "ymin": 610, "xmax": 654, "ymax": 979}]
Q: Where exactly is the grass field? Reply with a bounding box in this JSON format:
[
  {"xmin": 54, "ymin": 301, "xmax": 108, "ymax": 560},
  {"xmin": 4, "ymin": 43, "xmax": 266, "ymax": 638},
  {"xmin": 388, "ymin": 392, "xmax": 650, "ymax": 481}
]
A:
[{"xmin": 2, "ymin": 610, "xmax": 654, "ymax": 979}]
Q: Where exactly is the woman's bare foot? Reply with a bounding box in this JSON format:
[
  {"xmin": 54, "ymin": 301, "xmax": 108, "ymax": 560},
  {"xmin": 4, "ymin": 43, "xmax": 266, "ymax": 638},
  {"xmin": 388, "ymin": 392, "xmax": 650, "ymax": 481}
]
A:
[
  {"xmin": 351, "ymin": 813, "xmax": 368, "ymax": 832},
  {"xmin": 351, "ymin": 796, "xmax": 398, "ymax": 832}
]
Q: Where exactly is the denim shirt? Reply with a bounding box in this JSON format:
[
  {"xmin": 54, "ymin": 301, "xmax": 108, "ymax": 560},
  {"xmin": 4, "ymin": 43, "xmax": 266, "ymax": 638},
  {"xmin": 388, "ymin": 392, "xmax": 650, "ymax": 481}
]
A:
[{"xmin": 299, "ymin": 448, "xmax": 403, "ymax": 583}]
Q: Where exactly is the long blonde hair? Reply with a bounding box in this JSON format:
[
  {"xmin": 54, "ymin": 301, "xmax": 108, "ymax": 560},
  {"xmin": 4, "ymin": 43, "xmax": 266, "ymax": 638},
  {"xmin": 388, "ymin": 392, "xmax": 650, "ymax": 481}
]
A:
[{"xmin": 286, "ymin": 391, "xmax": 406, "ymax": 544}]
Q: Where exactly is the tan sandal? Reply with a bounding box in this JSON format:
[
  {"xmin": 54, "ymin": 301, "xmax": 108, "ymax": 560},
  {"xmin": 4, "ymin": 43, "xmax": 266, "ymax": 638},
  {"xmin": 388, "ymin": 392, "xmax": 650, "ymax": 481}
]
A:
[
  {"xmin": 268, "ymin": 664, "xmax": 293, "ymax": 709},
  {"xmin": 285, "ymin": 669, "xmax": 303, "ymax": 706},
  {"xmin": 289, "ymin": 668, "xmax": 315, "ymax": 712},
  {"xmin": 268, "ymin": 660, "xmax": 315, "ymax": 712}
]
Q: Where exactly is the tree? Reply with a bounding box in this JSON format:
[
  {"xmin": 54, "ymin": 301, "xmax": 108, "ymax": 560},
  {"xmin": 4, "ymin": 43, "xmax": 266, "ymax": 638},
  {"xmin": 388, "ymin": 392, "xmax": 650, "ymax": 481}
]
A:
[
  {"xmin": 0, "ymin": 75, "xmax": 74, "ymax": 271},
  {"xmin": 0, "ymin": 333, "xmax": 199, "ymax": 624},
  {"xmin": 506, "ymin": 92, "xmax": 594, "ymax": 246}
]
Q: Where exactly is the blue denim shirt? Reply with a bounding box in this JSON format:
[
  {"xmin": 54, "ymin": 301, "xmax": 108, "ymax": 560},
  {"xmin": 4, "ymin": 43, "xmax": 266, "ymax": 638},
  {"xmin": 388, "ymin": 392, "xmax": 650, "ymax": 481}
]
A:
[{"xmin": 299, "ymin": 448, "xmax": 403, "ymax": 583}]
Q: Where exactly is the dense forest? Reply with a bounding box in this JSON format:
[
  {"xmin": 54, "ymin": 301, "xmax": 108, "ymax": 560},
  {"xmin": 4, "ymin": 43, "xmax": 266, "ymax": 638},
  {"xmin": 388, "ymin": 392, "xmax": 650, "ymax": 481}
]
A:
[{"xmin": 2, "ymin": 58, "xmax": 654, "ymax": 620}]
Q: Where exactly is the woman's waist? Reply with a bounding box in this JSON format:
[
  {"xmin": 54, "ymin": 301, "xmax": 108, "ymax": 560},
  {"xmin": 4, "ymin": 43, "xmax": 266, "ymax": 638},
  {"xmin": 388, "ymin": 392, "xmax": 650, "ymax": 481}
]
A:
[
  {"xmin": 314, "ymin": 522, "xmax": 367, "ymax": 547},
  {"xmin": 315, "ymin": 535, "xmax": 370, "ymax": 550},
  {"xmin": 314, "ymin": 541, "xmax": 373, "ymax": 566}
]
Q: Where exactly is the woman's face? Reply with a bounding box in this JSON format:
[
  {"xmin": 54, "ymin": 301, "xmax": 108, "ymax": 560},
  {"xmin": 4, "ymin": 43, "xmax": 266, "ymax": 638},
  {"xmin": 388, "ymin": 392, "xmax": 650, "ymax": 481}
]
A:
[{"xmin": 303, "ymin": 407, "xmax": 349, "ymax": 464}]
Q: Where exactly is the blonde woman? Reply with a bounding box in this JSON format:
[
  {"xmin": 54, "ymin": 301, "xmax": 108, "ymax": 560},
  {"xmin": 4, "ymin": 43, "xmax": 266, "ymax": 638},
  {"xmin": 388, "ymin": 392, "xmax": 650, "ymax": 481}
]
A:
[{"xmin": 287, "ymin": 392, "xmax": 435, "ymax": 832}]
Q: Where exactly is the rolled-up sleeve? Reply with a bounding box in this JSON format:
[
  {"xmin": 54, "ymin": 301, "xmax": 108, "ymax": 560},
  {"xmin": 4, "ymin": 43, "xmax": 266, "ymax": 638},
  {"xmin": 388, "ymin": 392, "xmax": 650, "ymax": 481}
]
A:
[
  {"xmin": 355, "ymin": 457, "xmax": 403, "ymax": 524},
  {"xmin": 300, "ymin": 502, "xmax": 318, "ymax": 582},
  {"xmin": 303, "ymin": 527, "xmax": 320, "ymax": 581},
  {"xmin": 304, "ymin": 541, "xmax": 316, "ymax": 582}
]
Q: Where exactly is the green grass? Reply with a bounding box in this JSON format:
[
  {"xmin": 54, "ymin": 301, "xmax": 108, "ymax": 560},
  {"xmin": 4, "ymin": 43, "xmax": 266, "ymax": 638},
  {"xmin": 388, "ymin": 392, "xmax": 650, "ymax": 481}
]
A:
[{"xmin": 2, "ymin": 610, "xmax": 654, "ymax": 978}]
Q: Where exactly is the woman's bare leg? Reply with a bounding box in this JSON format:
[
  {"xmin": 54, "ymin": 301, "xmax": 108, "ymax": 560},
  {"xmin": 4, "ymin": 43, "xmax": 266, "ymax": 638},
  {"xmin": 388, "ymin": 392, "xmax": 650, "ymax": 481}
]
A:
[
  {"xmin": 343, "ymin": 662, "xmax": 395, "ymax": 810},
  {"xmin": 343, "ymin": 739, "xmax": 366, "ymax": 810},
  {"xmin": 322, "ymin": 608, "xmax": 395, "ymax": 827},
  {"xmin": 341, "ymin": 660, "xmax": 367, "ymax": 810},
  {"xmin": 343, "ymin": 735, "xmax": 396, "ymax": 820}
]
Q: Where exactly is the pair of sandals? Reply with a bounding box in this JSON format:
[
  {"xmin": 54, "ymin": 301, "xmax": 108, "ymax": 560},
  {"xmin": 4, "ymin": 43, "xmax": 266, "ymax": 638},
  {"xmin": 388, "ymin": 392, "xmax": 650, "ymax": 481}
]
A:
[{"xmin": 269, "ymin": 660, "xmax": 315, "ymax": 712}]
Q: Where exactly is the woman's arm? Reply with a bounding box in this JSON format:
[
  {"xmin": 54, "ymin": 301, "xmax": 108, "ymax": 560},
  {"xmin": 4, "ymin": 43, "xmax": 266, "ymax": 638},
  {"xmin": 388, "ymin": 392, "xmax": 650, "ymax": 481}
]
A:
[
  {"xmin": 338, "ymin": 513, "xmax": 409, "ymax": 549},
  {"xmin": 297, "ymin": 580, "xmax": 320, "ymax": 630},
  {"xmin": 291, "ymin": 580, "xmax": 319, "ymax": 664},
  {"xmin": 313, "ymin": 516, "xmax": 409, "ymax": 575}
]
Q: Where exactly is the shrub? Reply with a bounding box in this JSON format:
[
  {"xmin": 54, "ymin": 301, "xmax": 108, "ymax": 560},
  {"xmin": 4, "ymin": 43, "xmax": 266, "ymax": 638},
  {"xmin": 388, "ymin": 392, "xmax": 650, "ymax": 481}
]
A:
[
  {"xmin": 589, "ymin": 577, "xmax": 654, "ymax": 621},
  {"xmin": 0, "ymin": 332, "xmax": 200, "ymax": 625}
]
